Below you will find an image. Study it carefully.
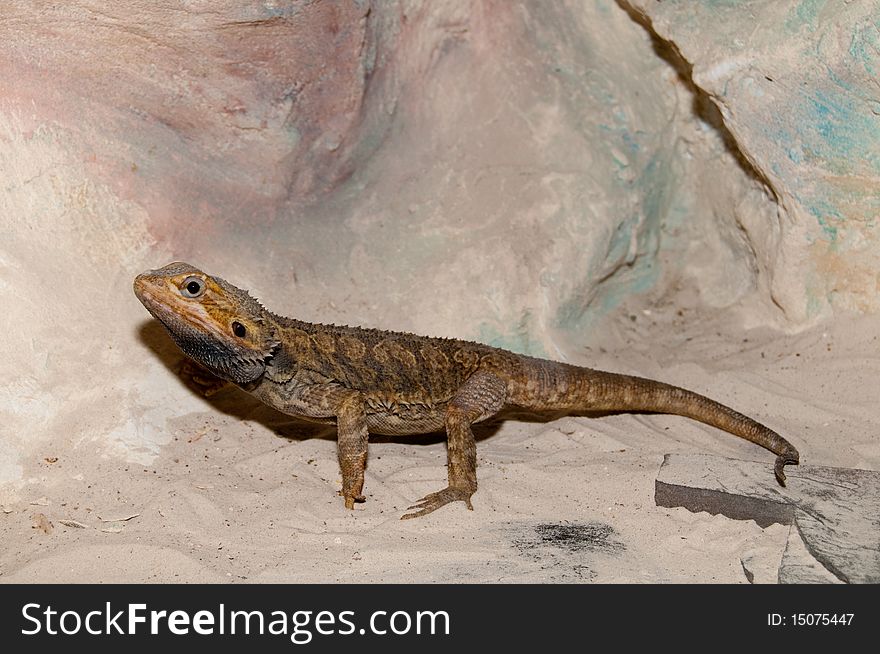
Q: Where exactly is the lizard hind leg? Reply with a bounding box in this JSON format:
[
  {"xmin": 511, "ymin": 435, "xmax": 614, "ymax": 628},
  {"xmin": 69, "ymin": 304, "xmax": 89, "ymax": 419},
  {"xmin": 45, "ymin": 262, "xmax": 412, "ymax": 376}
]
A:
[{"xmin": 401, "ymin": 371, "xmax": 507, "ymax": 520}]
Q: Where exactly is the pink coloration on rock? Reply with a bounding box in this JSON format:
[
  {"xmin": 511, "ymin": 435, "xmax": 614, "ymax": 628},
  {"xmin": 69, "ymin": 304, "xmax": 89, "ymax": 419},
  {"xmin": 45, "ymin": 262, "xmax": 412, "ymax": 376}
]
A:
[{"xmin": 1, "ymin": 1, "xmax": 371, "ymax": 245}]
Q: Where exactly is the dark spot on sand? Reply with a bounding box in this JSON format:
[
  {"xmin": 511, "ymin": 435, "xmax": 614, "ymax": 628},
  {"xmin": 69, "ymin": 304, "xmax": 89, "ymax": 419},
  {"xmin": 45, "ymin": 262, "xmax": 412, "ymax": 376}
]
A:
[{"xmin": 513, "ymin": 521, "xmax": 625, "ymax": 555}]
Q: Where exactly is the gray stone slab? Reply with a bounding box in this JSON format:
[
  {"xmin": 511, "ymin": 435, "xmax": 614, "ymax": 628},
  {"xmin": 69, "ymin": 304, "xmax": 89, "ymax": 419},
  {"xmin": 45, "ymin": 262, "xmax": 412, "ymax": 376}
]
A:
[
  {"xmin": 655, "ymin": 453, "xmax": 880, "ymax": 584},
  {"xmin": 778, "ymin": 524, "xmax": 843, "ymax": 585},
  {"xmin": 739, "ymin": 544, "xmax": 784, "ymax": 585}
]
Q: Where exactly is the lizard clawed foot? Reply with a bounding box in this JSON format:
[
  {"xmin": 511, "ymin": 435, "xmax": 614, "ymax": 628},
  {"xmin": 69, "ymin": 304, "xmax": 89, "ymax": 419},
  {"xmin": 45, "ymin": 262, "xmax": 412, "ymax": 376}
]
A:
[
  {"xmin": 400, "ymin": 486, "xmax": 474, "ymax": 520},
  {"xmin": 339, "ymin": 490, "xmax": 366, "ymax": 510},
  {"xmin": 179, "ymin": 360, "xmax": 229, "ymax": 397}
]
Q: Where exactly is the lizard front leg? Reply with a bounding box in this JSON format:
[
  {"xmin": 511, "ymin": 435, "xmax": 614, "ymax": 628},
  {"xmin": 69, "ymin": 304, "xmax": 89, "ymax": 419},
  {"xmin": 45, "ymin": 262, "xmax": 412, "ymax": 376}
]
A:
[
  {"xmin": 401, "ymin": 370, "xmax": 507, "ymax": 520},
  {"xmin": 336, "ymin": 393, "xmax": 369, "ymax": 509},
  {"xmin": 251, "ymin": 379, "xmax": 369, "ymax": 510},
  {"xmin": 291, "ymin": 384, "xmax": 370, "ymax": 510}
]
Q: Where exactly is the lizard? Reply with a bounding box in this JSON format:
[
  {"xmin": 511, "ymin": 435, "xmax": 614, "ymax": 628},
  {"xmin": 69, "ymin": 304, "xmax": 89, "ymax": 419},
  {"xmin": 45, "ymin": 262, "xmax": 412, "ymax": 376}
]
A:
[{"xmin": 133, "ymin": 262, "xmax": 800, "ymax": 520}]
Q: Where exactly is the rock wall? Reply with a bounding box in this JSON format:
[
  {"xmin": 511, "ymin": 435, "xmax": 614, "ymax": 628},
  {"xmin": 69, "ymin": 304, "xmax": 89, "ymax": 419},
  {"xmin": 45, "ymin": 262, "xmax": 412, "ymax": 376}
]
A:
[{"xmin": 628, "ymin": 0, "xmax": 880, "ymax": 320}]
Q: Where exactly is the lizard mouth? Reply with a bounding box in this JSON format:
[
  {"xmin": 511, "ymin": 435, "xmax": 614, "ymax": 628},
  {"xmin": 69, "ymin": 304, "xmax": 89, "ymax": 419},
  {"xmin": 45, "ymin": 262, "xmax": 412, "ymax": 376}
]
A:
[{"xmin": 133, "ymin": 273, "xmax": 168, "ymax": 317}]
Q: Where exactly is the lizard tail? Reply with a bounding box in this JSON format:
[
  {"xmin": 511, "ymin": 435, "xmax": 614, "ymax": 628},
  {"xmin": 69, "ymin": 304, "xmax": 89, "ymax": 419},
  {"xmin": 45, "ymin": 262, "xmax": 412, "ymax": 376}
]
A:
[{"xmin": 514, "ymin": 359, "xmax": 800, "ymax": 485}]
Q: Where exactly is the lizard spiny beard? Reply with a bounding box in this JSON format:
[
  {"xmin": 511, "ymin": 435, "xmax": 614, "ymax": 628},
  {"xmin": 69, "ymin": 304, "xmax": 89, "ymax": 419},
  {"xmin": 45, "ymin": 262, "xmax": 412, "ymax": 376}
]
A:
[{"xmin": 158, "ymin": 315, "xmax": 273, "ymax": 385}]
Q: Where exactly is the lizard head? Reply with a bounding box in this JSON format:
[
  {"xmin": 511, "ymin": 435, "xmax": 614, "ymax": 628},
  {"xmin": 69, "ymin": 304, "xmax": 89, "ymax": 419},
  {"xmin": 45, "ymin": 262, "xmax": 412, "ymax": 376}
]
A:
[{"xmin": 134, "ymin": 262, "xmax": 280, "ymax": 385}]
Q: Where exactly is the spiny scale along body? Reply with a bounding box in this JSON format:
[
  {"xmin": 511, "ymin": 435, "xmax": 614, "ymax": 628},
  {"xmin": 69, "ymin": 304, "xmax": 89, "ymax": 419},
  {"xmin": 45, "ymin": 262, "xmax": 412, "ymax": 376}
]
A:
[{"xmin": 134, "ymin": 262, "xmax": 800, "ymax": 519}]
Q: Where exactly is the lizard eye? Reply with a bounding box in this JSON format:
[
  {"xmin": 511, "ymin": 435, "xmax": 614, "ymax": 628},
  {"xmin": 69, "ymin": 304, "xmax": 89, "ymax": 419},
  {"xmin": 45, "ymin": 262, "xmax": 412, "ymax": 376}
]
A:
[
  {"xmin": 232, "ymin": 321, "xmax": 247, "ymax": 338},
  {"xmin": 180, "ymin": 276, "xmax": 205, "ymax": 298}
]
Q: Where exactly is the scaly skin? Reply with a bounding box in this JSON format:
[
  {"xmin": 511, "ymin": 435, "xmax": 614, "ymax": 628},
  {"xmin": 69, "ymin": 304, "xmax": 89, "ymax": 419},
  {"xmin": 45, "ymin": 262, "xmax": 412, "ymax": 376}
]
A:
[{"xmin": 134, "ymin": 262, "xmax": 800, "ymax": 519}]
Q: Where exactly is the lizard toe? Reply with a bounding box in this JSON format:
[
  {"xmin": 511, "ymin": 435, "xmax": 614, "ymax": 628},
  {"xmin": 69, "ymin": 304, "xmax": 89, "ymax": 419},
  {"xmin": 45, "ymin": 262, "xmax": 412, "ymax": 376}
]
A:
[
  {"xmin": 341, "ymin": 492, "xmax": 366, "ymax": 510},
  {"xmin": 400, "ymin": 487, "xmax": 474, "ymax": 520}
]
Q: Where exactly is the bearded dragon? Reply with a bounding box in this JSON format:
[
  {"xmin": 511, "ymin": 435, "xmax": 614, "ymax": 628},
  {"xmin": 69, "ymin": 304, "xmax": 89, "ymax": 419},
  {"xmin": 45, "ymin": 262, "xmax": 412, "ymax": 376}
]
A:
[{"xmin": 134, "ymin": 262, "xmax": 800, "ymax": 519}]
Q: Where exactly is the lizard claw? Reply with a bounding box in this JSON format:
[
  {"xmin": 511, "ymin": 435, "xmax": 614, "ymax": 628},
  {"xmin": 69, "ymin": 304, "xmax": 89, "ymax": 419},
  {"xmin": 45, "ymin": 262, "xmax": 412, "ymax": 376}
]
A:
[
  {"xmin": 400, "ymin": 487, "xmax": 474, "ymax": 520},
  {"xmin": 179, "ymin": 360, "xmax": 229, "ymax": 397},
  {"xmin": 340, "ymin": 490, "xmax": 366, "ymax": 510}
]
